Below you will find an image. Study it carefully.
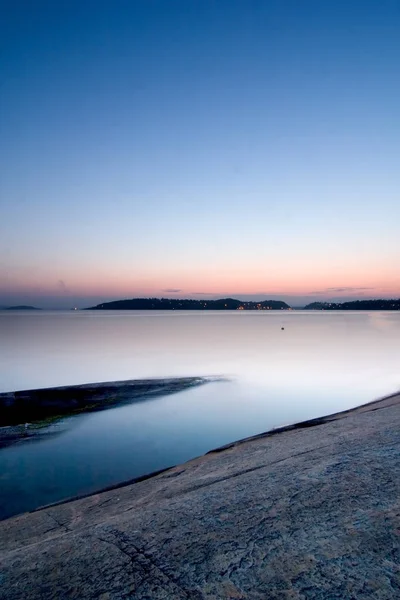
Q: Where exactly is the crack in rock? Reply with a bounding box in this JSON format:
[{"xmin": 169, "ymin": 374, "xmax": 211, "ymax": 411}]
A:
[{"xmin": 95, "ymin": 529, "xmax": 201, "ymax": 599}]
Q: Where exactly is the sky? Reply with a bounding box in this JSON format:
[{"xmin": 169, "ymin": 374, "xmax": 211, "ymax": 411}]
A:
[{"xmin": 1, "ymin": 0, "xmax": 399, "ymax": 309}]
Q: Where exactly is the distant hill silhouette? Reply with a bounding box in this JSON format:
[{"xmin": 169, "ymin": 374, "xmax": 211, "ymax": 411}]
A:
[
  {"xmin": 304, "ymin": 299, "xmax": 400, "ymax": 310},
  {"xmin": 5, "ymin": 305, "xmax": 41, "ymax": 310},
  {"xmin": 87, "ymin": 297, "xmax": 290, "ymax": 310}
]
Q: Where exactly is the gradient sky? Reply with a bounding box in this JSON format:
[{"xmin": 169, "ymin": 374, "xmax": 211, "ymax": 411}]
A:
[{"xmin": 1, "ymin": 0, "xmax": 399, "ymax": 308}]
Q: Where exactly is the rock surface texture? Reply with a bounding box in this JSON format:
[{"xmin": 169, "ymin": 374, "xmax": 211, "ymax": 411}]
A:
[
  {"xmin": 1, "ymin": 393, "xmax": 399, "ymax": 599},
  {"xmin": 0, "ymin": 377, "xmax": 206, "ymax": 428}
]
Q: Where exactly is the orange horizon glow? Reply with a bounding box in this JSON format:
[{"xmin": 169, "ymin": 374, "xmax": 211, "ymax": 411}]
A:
[{"xmin": 2, "ymin": 257, "xmax": 400, "ymax": 303}]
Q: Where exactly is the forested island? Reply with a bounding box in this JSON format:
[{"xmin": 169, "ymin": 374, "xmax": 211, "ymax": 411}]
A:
[
  {"xmin": 304, "ymin": 299, "xmax": 400, "ymax": 310},
  {"xmin": 87, "ymin": 298, "xmax": 290, "ymax": 310},
  {"xmin": 4, "ymin": 305, "xmax": 41, "ymax": 310}
]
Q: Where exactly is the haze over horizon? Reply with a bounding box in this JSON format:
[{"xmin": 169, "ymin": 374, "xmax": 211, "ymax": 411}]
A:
[
  {"xmin": 1, "ymin": 1, "xmax": 399, "ymax": 309},
  {"xmin": 1, "ymin": 292, "xmax": 400, "ymax": 311}
]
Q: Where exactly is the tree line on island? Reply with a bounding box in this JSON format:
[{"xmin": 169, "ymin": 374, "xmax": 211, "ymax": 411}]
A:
[
  {"xmin": 86, "ymin": 297, "xmax": 400, "ymax": 310},
  {"xmin": 1, "ymin": 299, "xmax": 399, "ymax": 311},
  {"xmin": 304, "ymin": 299, "xmax": 400, "ymax": 310},
  {"xmin": 87, "ymin": 298, "xmax": 290, "ymax": 310},
  {"xmin": 2, "ymin": 305, "xmax": 42, "ymax": 310}
]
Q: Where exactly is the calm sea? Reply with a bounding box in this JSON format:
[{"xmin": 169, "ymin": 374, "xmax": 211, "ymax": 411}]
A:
[{"xmin": 1, "ymin": 309, "xmax": 399, "ymax": 519}]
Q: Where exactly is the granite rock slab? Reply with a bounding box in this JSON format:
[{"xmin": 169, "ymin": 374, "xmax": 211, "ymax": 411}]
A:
[{"xmin": 1, "ymin": 393, "xmax": 399, "ymax": 599}]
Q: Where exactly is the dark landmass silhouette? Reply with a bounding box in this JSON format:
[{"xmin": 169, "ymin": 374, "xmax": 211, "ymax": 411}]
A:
[
  {"xmin": 304, "ymin": 299, "xmax": 400, "ymax": 310},
  {"xmin": 86, "ymin": 297, "xmax": 290, "ymax": 310},
  {"xmin": 0, "ymin": 377, "xmax": 207, "ymax": 430},
  {"xmin": 5, "ymin": 305, "xmax": 41, "ymax": 310}
]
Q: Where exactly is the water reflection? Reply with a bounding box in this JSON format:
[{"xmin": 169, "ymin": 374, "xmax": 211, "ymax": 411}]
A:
[
  {"xmin": 1, "ymin": 310, "xmax": 399, "ymax": 395},
  {"xmin": 0, "ymin": 310, "xmax": 399, "ymax": 519}
]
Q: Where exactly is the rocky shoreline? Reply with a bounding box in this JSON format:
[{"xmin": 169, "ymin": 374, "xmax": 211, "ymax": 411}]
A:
[
  {"xmin": 1, "ymin": 390, "xmax": 399, "ymax": 599},
  {"xmin": 0, "ymin": 377, "xmax": 209, "ymax": 448}
]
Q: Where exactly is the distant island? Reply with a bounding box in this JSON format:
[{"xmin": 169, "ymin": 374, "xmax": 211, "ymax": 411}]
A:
[
  {"xmin": 87, "ymin": 298, "xmax": 291, "ymax": 310},
  {"xmin": 304, "ymin": 299, "xmax": 400, "ymax": 310},
  {"xmin": 5, "ymin": 305, "xmax": 41, "ymax": 311}
]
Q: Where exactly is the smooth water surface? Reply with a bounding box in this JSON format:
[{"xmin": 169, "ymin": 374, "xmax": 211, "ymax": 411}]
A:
[{"xmin": 1, "ymin": 310, "xmax": 399, "ymax": 519}]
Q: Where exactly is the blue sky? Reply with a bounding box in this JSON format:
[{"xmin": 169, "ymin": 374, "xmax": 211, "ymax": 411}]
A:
[{"xmin": 1, "ymin": 0, "xmax": 399, "ymax": 308}]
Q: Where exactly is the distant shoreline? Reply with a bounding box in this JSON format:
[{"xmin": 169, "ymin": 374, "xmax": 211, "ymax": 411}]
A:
[
  {"xmin": 3, "ymin": 305, "xmax": 41, "ymax": 311},
  {"xmin": 86, "ymin": 297, "xmax": 290, "ymax": 310},
  {"xmin": 86, "ymin": 297, "xmax": 400, "ymax": 311},
  {"xmin": 2, "ymin": 298, "xmax": 399, "ymax": 311},
  {"xmin": 304, "ymin": 299, "xmax": 400, "ymax": 310}
]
